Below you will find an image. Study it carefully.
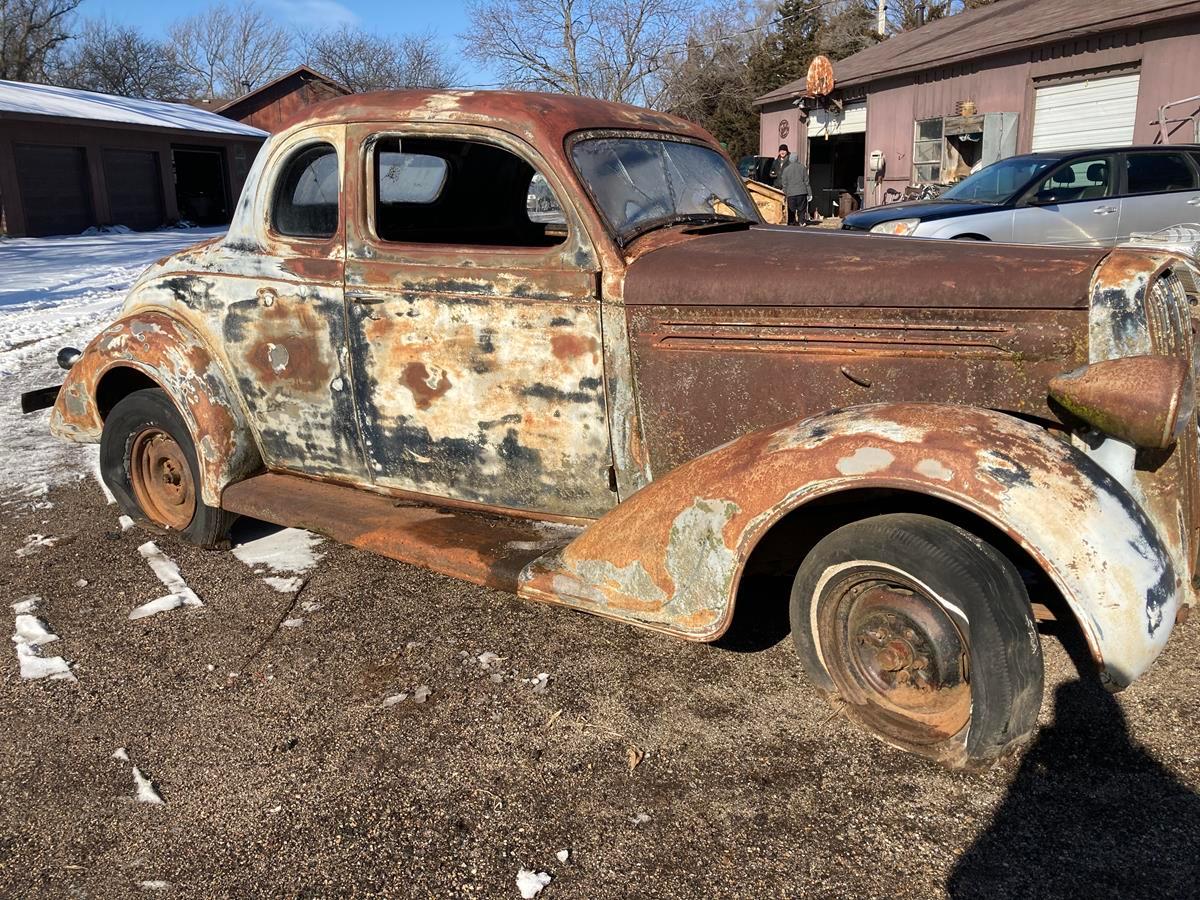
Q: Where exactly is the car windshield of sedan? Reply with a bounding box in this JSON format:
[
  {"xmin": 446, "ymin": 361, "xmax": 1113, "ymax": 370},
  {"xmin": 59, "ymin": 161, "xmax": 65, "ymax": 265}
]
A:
[
  {"xmin": 940, "ymin": 155, "xmax": 1059, "ymax": 203},
  {"xmin": 572, "ymin": 137, "xmax": 758, "ymax": 243}
]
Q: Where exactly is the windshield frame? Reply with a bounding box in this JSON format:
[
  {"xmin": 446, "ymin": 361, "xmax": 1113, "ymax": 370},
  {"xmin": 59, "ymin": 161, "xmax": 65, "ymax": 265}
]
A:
[
  {"xmin": 566, "ymin": 129, "xmax": 760, "ymax": 247},
  {"xmin": 939, "ymin": 153, "xmax": 1064, "ymax": 204}
]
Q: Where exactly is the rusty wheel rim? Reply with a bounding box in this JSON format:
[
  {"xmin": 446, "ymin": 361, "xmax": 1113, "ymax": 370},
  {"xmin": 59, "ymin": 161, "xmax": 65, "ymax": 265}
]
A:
[
  {"xmin": 129, "ymin": 428, "xmax": 195, "ymax": 531},
  {"xmin": 817, "ymin": 569, "xmax": 970, "ymax": 747}
]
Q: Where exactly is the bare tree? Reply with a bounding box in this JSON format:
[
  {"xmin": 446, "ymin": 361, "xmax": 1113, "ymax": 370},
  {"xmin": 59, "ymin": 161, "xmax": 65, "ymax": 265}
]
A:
[
  {"xmin": 0, "ymin": 0, "xmax": 81, "ymax": 82},
  {"xmin": 459, "ymin": 0, "xmax": 693, "ymax": 106},
  {"xmin": 57, "ymin": 19, "xmax": 190, "ymax": 99},
  {"xmin": 886, "ymin": 0, "xmax": 994, "ymax": 34},
  {"xmin": 168, "ymin": 10, "xmax": 229, "ymax": 99},
  {"xmin": 168, "ymin": 2, "xmax": 294, "ymax": 100},
  {"xmin": 300, "ymin": 26, "xmax": 459, "ymax": 93},
  {"xmin": 219, "ymin": 5, "xmax": 293, "ymax": 96},
  {"xmin": 660, "ymin": 3, "xmax": 770, "ymax": 156}
]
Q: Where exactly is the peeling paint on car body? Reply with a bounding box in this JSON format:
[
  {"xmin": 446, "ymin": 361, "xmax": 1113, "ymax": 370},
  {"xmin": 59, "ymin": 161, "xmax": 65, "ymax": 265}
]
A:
[{"xmin": 43, "ymin": 89, "xmax": 1200, "ymax": 695}]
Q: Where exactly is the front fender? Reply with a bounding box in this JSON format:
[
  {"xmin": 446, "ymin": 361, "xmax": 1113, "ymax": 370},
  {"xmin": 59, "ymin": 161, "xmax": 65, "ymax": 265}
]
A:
[
  {"xmin": 50, "ymin": 311, "xmax": 261, "ymax": 507},
  {"xmin": 519, "ymin": 403, "xmax": 1179, "ymax": 688}
]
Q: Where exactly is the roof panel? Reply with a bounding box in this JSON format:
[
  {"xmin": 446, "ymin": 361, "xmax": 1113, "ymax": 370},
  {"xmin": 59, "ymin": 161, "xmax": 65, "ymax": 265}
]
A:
[{"xmin": 755, "ymin": 0, "xmax": 1200, "ymax": 105}]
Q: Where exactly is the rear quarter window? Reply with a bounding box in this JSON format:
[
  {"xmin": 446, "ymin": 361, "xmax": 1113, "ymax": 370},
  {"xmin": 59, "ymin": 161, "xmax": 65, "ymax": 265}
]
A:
[
  {"xmin": 1125, "ymin": 152, "xmax": 1197, "ymax": 195},
  {"xmin": 272, "ymin": 143, "xmax": 339, "ymax": 238}
]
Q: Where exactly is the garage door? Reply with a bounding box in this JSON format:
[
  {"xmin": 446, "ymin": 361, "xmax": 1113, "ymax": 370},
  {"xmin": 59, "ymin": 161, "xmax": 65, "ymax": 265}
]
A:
[
  {"xmin": 103, "ymin": 149, "xmax": 164, "ymax": 231},
  {"xmin": 1031, "ymin": 72, "xmax": 1140, "ymax": 153},
  {"xmin": 809, "ymin": 101, "xmax": 867, "ymax": 138},
  {"xmin": 13, "ymin": 143, "xmax": 93, "ymax": 236}
]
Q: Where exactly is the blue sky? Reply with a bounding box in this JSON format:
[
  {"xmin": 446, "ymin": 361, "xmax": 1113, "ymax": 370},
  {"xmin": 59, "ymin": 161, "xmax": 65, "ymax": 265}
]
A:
[{"xmin": 83, "ymin": 0, "xmax": 495, "ymax": 85}]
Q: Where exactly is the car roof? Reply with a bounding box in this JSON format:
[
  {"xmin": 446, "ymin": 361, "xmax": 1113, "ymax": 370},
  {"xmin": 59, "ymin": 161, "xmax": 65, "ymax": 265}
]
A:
[
  {"xmin": 1016, "ymin": 145, "xmax": 1200, "ymax": 160},
  {"xmin": 278, "ymin": 89, "xmax": 714, "ymax": 148}
]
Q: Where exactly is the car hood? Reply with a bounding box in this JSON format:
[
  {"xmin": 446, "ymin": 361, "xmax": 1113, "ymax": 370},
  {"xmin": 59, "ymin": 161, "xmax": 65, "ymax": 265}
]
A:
[
  {"xmin": 623, "ymin": 226, "xmax": 1105, "ymax": 310},
  {"xmin": 842, "ymin": 199, "xmax": 1002, "ymax": 230}
]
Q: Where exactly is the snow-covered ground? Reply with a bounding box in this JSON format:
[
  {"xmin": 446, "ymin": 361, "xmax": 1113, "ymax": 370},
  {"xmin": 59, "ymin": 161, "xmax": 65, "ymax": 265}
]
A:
[{"xmin": 0, "ymin": 227, "xmax": 225, "ymax": 501}]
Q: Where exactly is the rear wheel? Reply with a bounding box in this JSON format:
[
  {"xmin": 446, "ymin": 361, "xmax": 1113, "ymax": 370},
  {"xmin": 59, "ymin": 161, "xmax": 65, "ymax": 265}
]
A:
[
  {"xmin": 790, "ymin": 513, "xmax": 1043, "ymax": 769},
  {"xmin": 100, "ymin": 387, "xmax": 234, "ymax": 548}
]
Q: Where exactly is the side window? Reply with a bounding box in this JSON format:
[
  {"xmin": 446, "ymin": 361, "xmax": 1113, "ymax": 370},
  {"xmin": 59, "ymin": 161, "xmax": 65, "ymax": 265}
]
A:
[
  {"xmin": 1032, "ymin": 157, "xmax": 1112, "ymax": 204},
  {"xmin": 1125, "ymin": 152, "xmax": 1197, "ymax": 195},
  {"xmin": 372, "ymin": 136, "xmax": 567, "ymax": 248},
  {"xmin": 272, "ymin": 143, "xmax": 338, "ymax": 238}
]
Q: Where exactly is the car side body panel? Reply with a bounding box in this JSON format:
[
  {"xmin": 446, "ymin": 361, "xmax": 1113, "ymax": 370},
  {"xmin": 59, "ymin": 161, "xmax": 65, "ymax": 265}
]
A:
[{"xmin": 519, "ymin": 403, "xmax": 1180, "ymax": 688}]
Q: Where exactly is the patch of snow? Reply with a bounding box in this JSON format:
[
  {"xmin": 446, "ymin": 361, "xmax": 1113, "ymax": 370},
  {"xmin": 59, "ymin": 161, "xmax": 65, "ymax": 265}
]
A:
[
  {"xmin": 556, "ymin": 849, "xmax": 570, "ymax": 863},
  {"xmin": 112, "ymin": 747, "xmax": 130, "ymax": 761},
  {"xmin": 11, "ymin": 596, "xmax": 39, "ymax": 615},
  {"xmin": 119, "ymin": 515, "xmax": 136, "ymax": 531},
  {"xmin": 232, "ymin": 527, "xmax": 324, "ymax": 594},
  {"xmin": 131, "ymin": 765, "xmax": 164, "ymax": 804},
  {"xmin": 75, "ymin": 578, "xmax": 88, "ymax": 587},
  {"xmin": 0, "ymin": 227, "xmax": 226, "ymax": 501},
  {"xmin": 413, "ymin": 685, "xmax": 432, "ymax": 703},
  {"xmin": 0, "ymin": 80, "xmax": 265, "ymax": 136},
  {"xmin": 299, "ymin": 600, "xmax": 322, "ymax": 613},
  {"xmin": 232, "ymin": 528, "xmax": 323, "ymax": 573},
  {"xmin": 139, "ymin": 881, "xmax": 170, "ymax": 891},
  {"xmin": 15, "ymin": 533, "xmax": 57, "ymax": 557},
  {"xmin": 10, "ymin": 595, "xmax": 74, "ymax": 681},
  {"xmin": 264, "ymin": 576, "xmax": 304, "ymax": 594},
  {"xmin": 281, "ymin": 618, "xmax": 304, "ymax": 628},
  {"xmin": 130, "ymin": 541, "xmax": 201, "ymax": 618},
  {"xmin": 516, "ymin": 869, "xmax": 552, "ymax": 899},
  {"xmin": 525, "ymin": 673, "xmax": 551, "ymax": 694},
  {"xmin": 381, "ymin": 693, "xmax": 408, "ymax": 707}
]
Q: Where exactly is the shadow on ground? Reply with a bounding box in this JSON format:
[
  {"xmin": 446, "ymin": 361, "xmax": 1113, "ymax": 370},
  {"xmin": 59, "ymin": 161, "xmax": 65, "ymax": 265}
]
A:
[{"xmin": 948, "ymin": 632, "xmax": 1200, "ymax": 898}]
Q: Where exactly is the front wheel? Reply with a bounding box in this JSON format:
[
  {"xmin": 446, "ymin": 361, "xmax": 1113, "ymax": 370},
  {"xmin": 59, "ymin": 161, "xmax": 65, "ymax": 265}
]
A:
[
  {"xmin": 790, "ymin": 513, "xmax": 1043, "ymax": 769},
  {"xmin": 100, "ymin": 387, "xmax": 234, "ymax": 548}
]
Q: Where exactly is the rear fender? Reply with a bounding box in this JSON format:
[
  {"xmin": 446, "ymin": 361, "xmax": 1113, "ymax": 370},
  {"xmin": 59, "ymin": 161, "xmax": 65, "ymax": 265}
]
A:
[
  {"xmin": 50, "ymin": 311, "xmax": 261, "ymax": 507},
  {"xmin": 519, "ymin": 403, "xmax": 1179, "ymax": 688}
]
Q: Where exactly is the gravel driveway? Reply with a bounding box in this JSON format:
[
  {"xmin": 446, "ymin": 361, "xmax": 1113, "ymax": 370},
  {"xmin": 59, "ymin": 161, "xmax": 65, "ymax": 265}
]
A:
[{"xmin": 2, "ymin": 478, "xmax": 1199, "ymax": 899}]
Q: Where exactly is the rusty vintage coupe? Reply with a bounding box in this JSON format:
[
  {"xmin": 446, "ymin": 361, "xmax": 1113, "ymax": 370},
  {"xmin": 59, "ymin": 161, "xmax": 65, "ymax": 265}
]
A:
[{"xmin": 29, "ymin": 91, "xmax": 1200, "ymax": 768}]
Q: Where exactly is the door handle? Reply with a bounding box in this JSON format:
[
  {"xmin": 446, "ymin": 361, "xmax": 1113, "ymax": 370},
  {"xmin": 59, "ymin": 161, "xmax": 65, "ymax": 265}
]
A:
[
  {"xmin": 1092, "ymin": 205, "xmax": 1118, "ymax": 215},
  {"xmin": 348, "ymin": 292, "xmax": 386, "ymax": 305},
  {"xmin": 1187, "ymin": 197, "xmax": 1200, "ymax": 206}
]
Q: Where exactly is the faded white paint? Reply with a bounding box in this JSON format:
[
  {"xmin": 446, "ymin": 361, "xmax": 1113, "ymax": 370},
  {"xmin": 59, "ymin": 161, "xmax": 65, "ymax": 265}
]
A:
[
  {"xmin": 916, "ymin": 458, "xmax": 954, "ymax": 482},
  {"xmin": 836, "ymin": 447, "xmax": 895, "ymax": 476}
]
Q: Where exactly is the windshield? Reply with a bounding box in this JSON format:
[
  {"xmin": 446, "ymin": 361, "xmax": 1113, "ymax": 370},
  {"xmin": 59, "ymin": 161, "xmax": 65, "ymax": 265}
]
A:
[
  {"xmin": 572, "ymin": 137, "xmax": 759, "ymax": 243},
  {"xmin": 940, "ymin": 155, "xmax": 1059, "ymax": 203}
]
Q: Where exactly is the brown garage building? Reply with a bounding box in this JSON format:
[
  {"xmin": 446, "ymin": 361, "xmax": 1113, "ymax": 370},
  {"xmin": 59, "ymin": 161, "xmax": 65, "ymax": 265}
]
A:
[
  {"xmin": 0, "ymin": 80, "xmax": 267, "ymax": 237},
  {"xmin": 217, "ymin": 65, "xmax": 350, "ymax": 134}
]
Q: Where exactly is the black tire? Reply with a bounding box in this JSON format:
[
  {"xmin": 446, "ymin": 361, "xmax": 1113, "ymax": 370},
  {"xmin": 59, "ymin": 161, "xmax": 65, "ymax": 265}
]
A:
[
  {"xmin": 790, "ymin": 513, "xmax": 1043, "ymax": 769},
  {"xmin": 100, "ymin": 387, "xmax": 234, "ymax": 549}
]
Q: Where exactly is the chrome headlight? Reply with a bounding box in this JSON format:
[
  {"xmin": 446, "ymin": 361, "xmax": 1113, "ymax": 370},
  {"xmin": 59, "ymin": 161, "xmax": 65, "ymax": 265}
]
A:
[{"xmin": 869, "ymin": 218, "xmax": 920, "ymax": 236}]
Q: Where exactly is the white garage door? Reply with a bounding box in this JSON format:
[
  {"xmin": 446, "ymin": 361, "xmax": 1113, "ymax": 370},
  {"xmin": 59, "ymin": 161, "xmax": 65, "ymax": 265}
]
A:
[
  {"xmin": 1031, "ymin": 72, "xmax": 1140, "ymax": 152},
  {"xmin": 809, "ymin": 101, "xmax": 866, "ymax": 138}
]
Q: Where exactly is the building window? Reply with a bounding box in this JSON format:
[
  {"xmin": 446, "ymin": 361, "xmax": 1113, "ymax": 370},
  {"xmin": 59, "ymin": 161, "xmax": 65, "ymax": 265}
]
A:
[{"xmin": 913, "ymin": 118, "xmax": 943, "ymax": 183}]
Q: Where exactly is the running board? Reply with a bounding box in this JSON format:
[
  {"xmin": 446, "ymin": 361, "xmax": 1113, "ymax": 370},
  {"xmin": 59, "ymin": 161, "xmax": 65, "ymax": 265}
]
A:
[{"xmin": 221, "ymin": 473, "xmax": 580, "ymax": 593}]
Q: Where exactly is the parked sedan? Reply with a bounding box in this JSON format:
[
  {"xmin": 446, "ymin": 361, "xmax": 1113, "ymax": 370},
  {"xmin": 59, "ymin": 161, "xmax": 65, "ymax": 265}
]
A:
[{"xmin": 844, "ymin": 145, "xmax": 1200, "ymax": 245}]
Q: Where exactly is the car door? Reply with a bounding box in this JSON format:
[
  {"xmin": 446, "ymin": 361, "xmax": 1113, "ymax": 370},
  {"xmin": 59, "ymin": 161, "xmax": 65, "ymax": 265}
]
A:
[
  {"xmin": 1116, "ymin": 150, "xmax": 1200, "ymax": 240},
  {"xmin": 216, "ymin": 125, "xmax": 367, "ymax": 482},
  {"xmin": 343, "ymin": 123, "xmax": 615, "ymax": 519},
  {"xmin": 1011, "ymin": 154, "xmax": 1120, "ymax": 246}
]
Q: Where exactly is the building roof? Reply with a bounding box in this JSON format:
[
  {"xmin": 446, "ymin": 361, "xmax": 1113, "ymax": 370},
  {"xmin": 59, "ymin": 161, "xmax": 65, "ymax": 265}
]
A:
[
  {"xmin": 279, "ymin": 89, "xmax": 712, "ymax": 144},
  {"xmin": 216, "ymin": 65, "xmax": 350, "ymax": 117},
  {"xmin": 755, "ymin": 0, "xmax": 1200, "ymax": 106},
  {"xmin": 0, "ymin": 79, "xmax": 268, "ymax": 136}
]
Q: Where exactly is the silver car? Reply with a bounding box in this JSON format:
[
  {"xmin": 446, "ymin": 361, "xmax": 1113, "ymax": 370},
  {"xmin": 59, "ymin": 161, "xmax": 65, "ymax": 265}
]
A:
[{"xmin": 842, "ymin": 146, "xmax": 1200, "ymax": 245}]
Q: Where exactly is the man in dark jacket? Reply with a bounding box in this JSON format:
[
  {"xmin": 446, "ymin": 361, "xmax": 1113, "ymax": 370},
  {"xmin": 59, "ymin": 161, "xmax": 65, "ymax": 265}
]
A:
[
  {"xmin": 776, "ymin": 151, "xmax": 811, "ymax": 226},
  {"xmin": 768, "ymin": 143, "xmax": 788, "ymax": 187}
]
